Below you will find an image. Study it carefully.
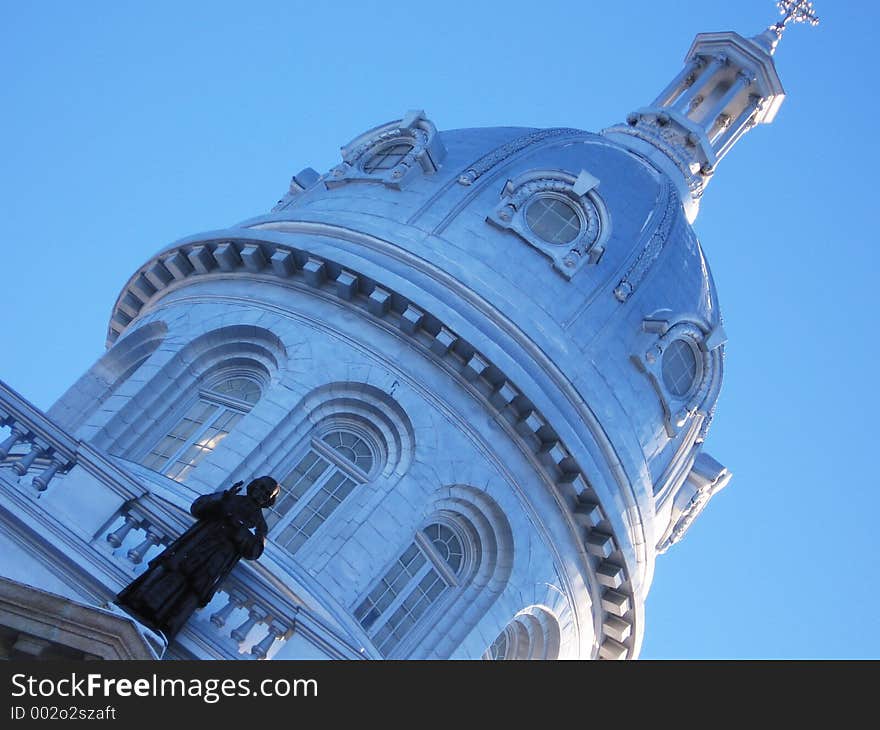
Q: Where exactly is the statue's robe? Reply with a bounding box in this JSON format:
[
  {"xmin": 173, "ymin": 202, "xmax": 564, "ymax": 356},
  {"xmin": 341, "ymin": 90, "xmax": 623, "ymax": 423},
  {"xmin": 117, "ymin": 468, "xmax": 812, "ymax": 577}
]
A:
[{"xmin": 115, "ymin": 490, "xmax": 268, "ymax": 640}]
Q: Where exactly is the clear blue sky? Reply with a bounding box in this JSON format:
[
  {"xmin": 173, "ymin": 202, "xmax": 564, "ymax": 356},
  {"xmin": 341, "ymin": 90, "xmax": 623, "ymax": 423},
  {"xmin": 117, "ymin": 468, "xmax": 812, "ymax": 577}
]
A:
[{"xmin": 1, "ymin": 0, "xmax": 875, "ymax": 659}]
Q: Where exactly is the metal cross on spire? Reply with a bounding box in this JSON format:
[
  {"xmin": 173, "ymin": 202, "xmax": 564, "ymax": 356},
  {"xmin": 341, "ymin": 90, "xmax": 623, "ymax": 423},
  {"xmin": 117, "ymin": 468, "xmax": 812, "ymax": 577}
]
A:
[{"xmin": 773, "ymin": 0, "xmax": 820, "ymax": 35}]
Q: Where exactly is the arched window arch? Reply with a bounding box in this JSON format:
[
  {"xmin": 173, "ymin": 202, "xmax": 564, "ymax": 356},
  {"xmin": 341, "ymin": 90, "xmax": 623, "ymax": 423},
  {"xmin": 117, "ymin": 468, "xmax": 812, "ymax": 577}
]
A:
[
  {"xmin": 485, "ymin": 620, "xmax": 530, "ymax": 660},
  {"xmin": 354, "ymin": 518, "xmax": 475, "ymax": 657},
  {"xmin": 48, "ymin": 320, "xmax": 168, "ymax": 434},
  {"xmin": 140, "ymin": 371, "xmax": 262, "ymax": 482},
  {"xmin": 482, "ymin": 607, "xmax": 561, "ymax": 660},
  {"xmin": 264, "ymin": 418, "xmax": 385, "ymax": 555}
]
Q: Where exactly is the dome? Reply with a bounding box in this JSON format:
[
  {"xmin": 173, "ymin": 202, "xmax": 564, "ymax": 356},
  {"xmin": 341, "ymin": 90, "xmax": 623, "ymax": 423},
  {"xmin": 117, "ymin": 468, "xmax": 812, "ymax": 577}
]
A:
[{"xmin": 110, "ymin": 115, "xmax": 727, "ymax": 605}]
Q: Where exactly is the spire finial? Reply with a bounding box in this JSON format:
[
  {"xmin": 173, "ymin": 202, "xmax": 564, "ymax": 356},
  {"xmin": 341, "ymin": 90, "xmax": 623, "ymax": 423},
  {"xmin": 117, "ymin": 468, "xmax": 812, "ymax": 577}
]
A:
[{"xmin": 772, "ymin": 0, "xmax": 820, "ymax": 38}]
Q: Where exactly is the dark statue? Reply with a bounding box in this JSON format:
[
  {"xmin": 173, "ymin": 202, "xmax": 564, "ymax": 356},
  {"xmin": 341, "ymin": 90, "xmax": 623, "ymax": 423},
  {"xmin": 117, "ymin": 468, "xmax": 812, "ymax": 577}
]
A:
[{"xmin": 114, "ymin": 475, "xmax": 280, "ymax": 641}]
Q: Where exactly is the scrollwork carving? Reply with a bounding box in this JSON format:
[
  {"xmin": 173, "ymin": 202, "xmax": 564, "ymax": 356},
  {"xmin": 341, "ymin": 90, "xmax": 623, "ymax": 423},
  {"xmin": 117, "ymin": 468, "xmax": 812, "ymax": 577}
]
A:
[
  {"xmin": 324, "ymin": 110, "xmax": 445, "ymax": 190},
  {"xmin": 486, "ymin": 169, "xmax": 608, "ymax": 280}
]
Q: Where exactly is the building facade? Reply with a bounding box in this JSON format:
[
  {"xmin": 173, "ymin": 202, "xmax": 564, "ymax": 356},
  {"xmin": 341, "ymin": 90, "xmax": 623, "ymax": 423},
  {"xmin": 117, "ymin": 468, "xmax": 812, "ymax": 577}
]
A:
[{"xmin": 0, "ymin": 6, "xmax": 816, "ymax": 660}]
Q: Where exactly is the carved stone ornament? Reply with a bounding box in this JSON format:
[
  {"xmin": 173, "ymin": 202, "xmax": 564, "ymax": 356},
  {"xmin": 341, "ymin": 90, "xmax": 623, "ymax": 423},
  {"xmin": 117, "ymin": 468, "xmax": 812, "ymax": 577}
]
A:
[
  {"xmin": 656, "ymin": 452, "xmax": 732, "ymax": 553},
  {"xmin": 325, "ymin": 109, "xmax": 446, "ymax": 190},
  {"xmin": 606, "ymin": 110, "xmax": 712, "ymax": 200},
  {"xmin": 631, "ymin": 319, "xmax": 723, "ymax": 437},
  {"xmin": 271, "ymin": 167, "xmax": 321, "ymax": 213},
  {"xmin": 486, "ymin": 169, "xmax": 609, "ymax": 280}
]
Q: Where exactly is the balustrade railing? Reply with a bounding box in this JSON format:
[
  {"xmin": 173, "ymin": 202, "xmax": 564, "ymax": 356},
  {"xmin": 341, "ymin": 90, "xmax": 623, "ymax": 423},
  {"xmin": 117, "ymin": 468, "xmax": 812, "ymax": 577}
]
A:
[
  {"xmin": 0, "ymin": 378, "xmax": 358, "ymax": 660},
  {"xmin": 0, "ymin": 381, "xmax": 77, "ymax": 492}
]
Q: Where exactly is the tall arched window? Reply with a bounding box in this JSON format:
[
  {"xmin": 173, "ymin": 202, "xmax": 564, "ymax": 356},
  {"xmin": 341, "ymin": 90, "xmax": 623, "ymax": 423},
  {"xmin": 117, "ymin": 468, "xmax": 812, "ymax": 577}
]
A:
[
  {"xmin": 264, "ymin": 425, "xmax": 381, "ymax": 554},
  {"xmin": 354, "ymin": 522, "xmax": 470, "ymax": 657},
  {"xmin": 140, "ymin": 374, "xmax": 261, "ymax": 482}
]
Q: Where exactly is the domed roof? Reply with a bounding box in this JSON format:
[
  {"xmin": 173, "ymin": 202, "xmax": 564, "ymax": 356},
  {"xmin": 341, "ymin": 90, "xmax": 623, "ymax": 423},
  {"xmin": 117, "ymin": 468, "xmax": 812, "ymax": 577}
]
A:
[
  {"xmin": 122, "ymin": 116, "xmax": 726, "ymax": 496},
  {"xmin": 110, "ymin": 118, "xmax": 726, "ymax": 614}
]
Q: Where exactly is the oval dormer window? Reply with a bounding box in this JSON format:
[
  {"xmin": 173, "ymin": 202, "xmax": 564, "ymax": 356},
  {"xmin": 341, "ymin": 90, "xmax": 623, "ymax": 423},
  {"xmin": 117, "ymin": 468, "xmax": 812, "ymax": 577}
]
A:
[
  {"xmin": 524, "ymin": 195, "xmax": 582, "ymax": 245},
  {"xmin": 661, "ymin": 338, "xmax": 700, "ymax": 398},
  {"xmin": 362, "ymin": 142, "xmax": 415, "ymax": 174}
]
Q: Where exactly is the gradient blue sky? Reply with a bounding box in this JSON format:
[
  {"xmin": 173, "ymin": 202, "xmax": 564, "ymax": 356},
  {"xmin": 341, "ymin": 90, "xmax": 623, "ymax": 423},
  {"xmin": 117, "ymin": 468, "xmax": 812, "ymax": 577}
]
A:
[{"xmin": 1, "ymin": 0, "xmax": 875, "ymax": 659}]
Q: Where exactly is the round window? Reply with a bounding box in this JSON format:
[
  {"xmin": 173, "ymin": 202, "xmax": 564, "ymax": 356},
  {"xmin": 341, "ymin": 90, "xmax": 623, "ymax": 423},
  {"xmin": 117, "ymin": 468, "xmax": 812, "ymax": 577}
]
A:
[
  {"xmin": 661, "ymin": 339, "xmax": 699, "ymax": 397},
  {"xmin": 525, "ymin": 196, "xmax": 582, "ymax": 245},
  {"xmin": 363, "ymin": 142, "xmax": 413, "ymax": 173}
]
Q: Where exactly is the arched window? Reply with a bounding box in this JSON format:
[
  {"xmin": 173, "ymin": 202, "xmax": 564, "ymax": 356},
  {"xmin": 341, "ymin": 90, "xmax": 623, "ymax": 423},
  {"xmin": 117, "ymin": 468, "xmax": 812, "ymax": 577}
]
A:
[
  {"xmin": 140, "ymin": 374, "xmax": 261, "ymax": 482},
  {"xmin": 362, "ymin": 141, "xmax": 414, "ymax": 174},
  {"xmin": 485, "ymin": 620, "xmax": 530, "ymax": 660},
  {"xmin": 482, "ymin": 608, "xmax": 561, "ymax": 660},
  {"xmin": 354, "ymin": 521, "xmax": 469, "ymax": 657},
  {"xmin": 264, "ymin": 425, "xmax": 381, "ymax": 555}
]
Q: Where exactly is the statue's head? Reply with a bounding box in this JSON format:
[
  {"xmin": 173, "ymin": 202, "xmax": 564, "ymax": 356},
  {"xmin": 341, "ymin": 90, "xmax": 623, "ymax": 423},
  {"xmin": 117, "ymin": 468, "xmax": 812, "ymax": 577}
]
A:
[{"xmin": 246, "ymin": 475, "xmax": 280, "ymax": 507}]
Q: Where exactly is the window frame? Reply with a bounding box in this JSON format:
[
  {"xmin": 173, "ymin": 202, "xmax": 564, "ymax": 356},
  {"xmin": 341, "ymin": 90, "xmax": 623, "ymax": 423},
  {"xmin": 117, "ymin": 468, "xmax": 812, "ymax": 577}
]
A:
[
  {"xmin": 138, "ymin": 373, "xmax": 261, "ymax": 482},
  {"xmin": 264, "ymin": 426, "xmax": 380, "ymax": 556},
  {"xmin": 524, "ymin": 192, "xmax": 585, "ymax": 246},
  {"xmin": 353, "ymin": 519, "xmax": 470, "ymax": 658},
  {"xmin": 361, "ymin": 141, "xmax": 416, "ymax": 175},
  {"xmin": 632, "ymin": 318, "xmax": 718, "ymax": 438},
  {"xmin": 487, "ymin": 169, "xmax": 608, "ymax": 279},
  {"xmin": 325, "ymin": 112, "xmax": 445, "ymax": 190},
  {"xmin": 661, "ymin": 337, "xmax": 702, "ymax": 400}
]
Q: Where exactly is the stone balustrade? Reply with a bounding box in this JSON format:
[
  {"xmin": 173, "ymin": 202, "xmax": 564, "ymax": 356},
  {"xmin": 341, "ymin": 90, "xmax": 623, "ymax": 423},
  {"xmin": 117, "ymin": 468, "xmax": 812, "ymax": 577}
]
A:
[
  {"xmin": 101, "ymin": 500, "xmax": 297, "ymax": 659},
  {"xmin": 0, "ymin": 379, "xmax": 377, "ymax": 660},
  {"xmin": 101, "ymin": 503, "xmax": 176, "ymax": 573},
  {"xmin": 0, "ymin": 380, "xmax": 77, "ymax": 493},
  {"xmin": 206, "ymin": 579, "xmax": 295, "ymax": 660}
]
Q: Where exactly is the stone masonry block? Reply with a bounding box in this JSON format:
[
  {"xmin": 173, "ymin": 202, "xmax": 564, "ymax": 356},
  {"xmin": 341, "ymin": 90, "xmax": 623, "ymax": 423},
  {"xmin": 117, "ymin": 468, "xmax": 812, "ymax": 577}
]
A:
[
  {"xmin": 214, "ymin": 242, "xmax": 241, "ymax": 271},
  {"xmin": 117, "ymin": 292, "xmax": 143, "ymax": 319},
  {"xmin": 487, "ymin": 380, "xmax": 517, "ymax": 410},
  {"xmin": 240, "ymin": 244, "xmax": 268, "ymax": 272},
  {"xmin": 367, "ymin": 286, "xmax": 392, "ymax": 316},
  {"xmin": 573, "ymin": 501, "xmax": 603, "ymax": 528},
  {"xmin": 303, "ymin": 258, "xmax": 326, "ymax": 287},
  {"xmin": 130, "ymin": 274, "xmax": 157, "ymax": 301},
  {"xmin": 598, "ymin": 638, "xmax": 628, "ymax": 660},
  {"xmin": 270, "ymin": 249, "xmax": 296, "ymax": 277},
  {"xmin": 515, "ymin": 410, "xmax": 545, "ymax": 440},
  {"xmin": 336, "ymin": 271, "xmax": 358, "ymax": 300},
  {"xmin": 596, "ymin": 561, "xmax": 625, "ymax": 589},
  {"xmin": 461, "ymin": 352, "xmax": 490, "ymax": 381},
  {"xmin": 165, "ymin": 250, "xmax": 194, "ymax": 280},
  {"xmin": 602, "ymin": 616, "xmax": 632, "ymax": 643},
  {"xmin": 399, "ymin": 304, "xmax": 424, "ymax": 334},
  {"xmin": 429, "ymin": 327, "xmax": 456, "ymax": 356},
  {"xmin": 144, "ymin": 261, "xmax": 172, "ymax": 289},
  {"xmin": 601, "ymin": 589, "xmax": 631, "ymax": 617},
  {"xmin": 585, "ymin": 531, "xmax": 615, "ymax": 558},
  {"xmin": 187, "ymin": 245, "xmax": 216, "ymax": 274}
]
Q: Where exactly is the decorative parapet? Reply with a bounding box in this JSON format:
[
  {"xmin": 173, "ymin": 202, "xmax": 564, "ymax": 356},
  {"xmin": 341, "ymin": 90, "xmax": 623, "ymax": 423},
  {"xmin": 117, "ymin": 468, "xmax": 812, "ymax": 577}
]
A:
[{"xmin": 0, "ymin": 380, "xmax": 369, "ymax": 660}]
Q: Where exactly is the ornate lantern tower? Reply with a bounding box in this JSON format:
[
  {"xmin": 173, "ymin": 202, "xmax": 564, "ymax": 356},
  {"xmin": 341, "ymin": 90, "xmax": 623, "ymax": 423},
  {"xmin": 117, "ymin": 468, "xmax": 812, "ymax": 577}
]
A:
[{"xmin": 0, "ymin": 3, "xmax": 817, "ymax": 660}]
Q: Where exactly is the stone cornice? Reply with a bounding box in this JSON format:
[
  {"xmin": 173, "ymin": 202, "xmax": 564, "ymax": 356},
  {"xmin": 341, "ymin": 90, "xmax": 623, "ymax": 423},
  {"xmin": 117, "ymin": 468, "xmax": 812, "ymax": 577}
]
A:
[
  {"xmin": 0, "ymin": 575, "xmax": 158, "ymax": 659},
  {"xmin": 112, "ymin": 222, "xmax": 652, "ymax": 564},
  {"xmin": 107, "ymin": 232, "xmax": 644, "ymax": 659}
]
